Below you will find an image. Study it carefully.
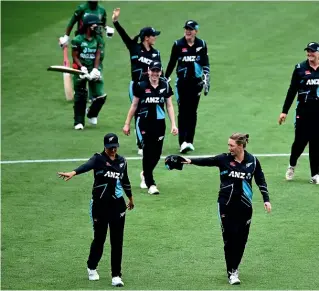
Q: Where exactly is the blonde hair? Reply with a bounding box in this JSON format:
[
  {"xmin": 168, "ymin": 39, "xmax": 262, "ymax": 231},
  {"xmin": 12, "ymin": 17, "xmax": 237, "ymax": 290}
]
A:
[{"xmin": 229, "ymin": 133, "xmax": 249, "ymax": 148}]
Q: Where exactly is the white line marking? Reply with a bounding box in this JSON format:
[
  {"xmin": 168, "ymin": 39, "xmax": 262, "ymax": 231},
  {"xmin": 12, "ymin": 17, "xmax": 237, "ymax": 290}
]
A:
[{"xmin": 0, "ymin": 153, "xmax": 309, "ymax": 165}]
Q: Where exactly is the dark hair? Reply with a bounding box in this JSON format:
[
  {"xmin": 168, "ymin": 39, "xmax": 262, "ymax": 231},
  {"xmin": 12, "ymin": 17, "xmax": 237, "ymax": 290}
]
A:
[
  {"xmin": 229, "ymin": 133, "xmax": 249, "ymax": 148},
  {"xmin": 133, "ymin": 34, "xmax": 140, "ymax": 43}
]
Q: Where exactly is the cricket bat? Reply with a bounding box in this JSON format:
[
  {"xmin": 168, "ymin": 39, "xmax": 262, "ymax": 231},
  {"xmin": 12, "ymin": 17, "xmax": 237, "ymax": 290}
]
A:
[{"xmin": 62, "ymin": 46, "xmax": 74, "ymax": 101}]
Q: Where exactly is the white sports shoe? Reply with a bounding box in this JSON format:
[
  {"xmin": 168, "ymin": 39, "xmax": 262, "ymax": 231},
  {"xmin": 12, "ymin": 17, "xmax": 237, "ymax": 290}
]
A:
[
  {"xmin": 137, "ymin": 148, "xmax": 143, "ymax": 156},
  {"xmin": 310, "ymin": 174, "xmax": 319, "ymax": 184},
  {"xmin": 228, "ymin": 269, "xmax": 240, "ymax": 285},
  {"xmin": 87, "ymin": 268, "xmax": 99, "ymax": 281},
  {"xmin": 74, "ymin": 123, "xmax": 84, "ymax": 130},
  {"xmin": 87, "ymin": 117, "xmax": 98, "ymax": 125},
  {"xmin": 285, "ymin": 166, "xmax": 295, "ymax": 180},
  {"xmin": 180, "ymin": 142, "xmax": 190, "ymax": 153},
  {"xmin": 187, "ymin": 143, "xmax": 195, "ymax": 151},
  {"xmin": 140, "ymin": 171, "xmax": 147, "ymax": 189},
  {"xmin": 148, "ymin": 185, "xmax": 160, "ymax": 195},
  {"xmin": 112, "ymin": 276, "xmax": 124, "ymax": 287}
]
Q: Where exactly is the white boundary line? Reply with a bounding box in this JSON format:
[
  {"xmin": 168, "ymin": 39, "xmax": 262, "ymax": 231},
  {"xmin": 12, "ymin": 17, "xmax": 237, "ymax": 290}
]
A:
[{"xmin": 0, "ymin": 153, "xmax": 309, "ymax": 165}]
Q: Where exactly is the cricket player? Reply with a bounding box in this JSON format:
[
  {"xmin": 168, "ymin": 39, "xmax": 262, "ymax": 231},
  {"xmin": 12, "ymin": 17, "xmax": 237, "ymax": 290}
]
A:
[
  {"xmin": 123, "ymin": 61, "xmax": 178, "ymax": 195},
  {"xmin": 58, "ymin": 133, "xmax": 134, "ymax": 287},
  {"xmin": 71, "ymin": 14, "xmax": 107, "ymax": 129},
  {"xmin": 59, "ymin": 1, "xmax": 114, "ymax": 103},
  {"xmin": 112, "ymin": 7, "xmax": 162, "ymax": 155},
  {"xmin": 59, "ymin": 1, "xmax": 111, "ymax": 46},
  {"xmin": 278, "ymin": 42, "xmax": 319, "ymax": 184},
  {"xmin": 165, "ymin": 20, "xmax": 210, "ymax": 154},
  {"xmin": 166, "ymin": 133, "xmax": 271, "ymax": 285}
]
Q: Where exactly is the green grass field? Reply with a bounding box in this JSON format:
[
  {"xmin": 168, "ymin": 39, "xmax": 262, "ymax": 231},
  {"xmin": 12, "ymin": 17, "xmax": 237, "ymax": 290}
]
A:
[{"xmin": 1, "ymin": 1, "xmax": 319, "ymax": 290}]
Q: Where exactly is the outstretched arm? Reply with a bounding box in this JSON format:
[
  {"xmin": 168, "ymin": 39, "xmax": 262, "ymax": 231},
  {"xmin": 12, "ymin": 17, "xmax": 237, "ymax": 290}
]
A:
[{"xmin": 57, "ymin": 155, "xmax": 97, "ymax": 181}]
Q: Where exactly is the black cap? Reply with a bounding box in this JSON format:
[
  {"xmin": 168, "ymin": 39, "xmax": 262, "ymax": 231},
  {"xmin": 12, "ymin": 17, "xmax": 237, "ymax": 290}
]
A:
[
  {"xmin": 165, "ymin": 155, "xmax": 187, "ymax": 171},
  {"xmin": 183, "ymin": 20, "xmax": 199, "ymax": 30},
  {"xmin": 304, "ymin": 42, "xmax": 319, "ymax": 52},
  {"xmin": 83, "ymin": 14, "xmax": 102, "ymax": 28},
  {"xmin": 139, "ymin": 27, "xmax": 161, "ymax": 39},
  {"xmin": 149, "ymin": 61, "xmax": 162, "ymax": 71},
  {"xmin": 104, "ymin": 133, "xmax": 120, "ymax": 148}
]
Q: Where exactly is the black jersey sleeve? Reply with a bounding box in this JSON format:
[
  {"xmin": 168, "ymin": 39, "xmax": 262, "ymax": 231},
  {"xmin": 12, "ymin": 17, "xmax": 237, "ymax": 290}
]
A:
[
  {"xmin": 132, "ymin": 82, "xmax": 143, "ymax": 98},
  {"xmin": 120, "ymin": 160, "xmax": 132, "ymax": 198},
  {"xmin": 282, "ymin": 66, "xmax": 300, "ymax": 114},
  {"xmin": 253, "ymin": 158, "xmax": 270, "ymax": 202},
  {"xmin": 190, "ymin": 155, "xmax": 221, "ymax": 167},
  {"xmin": 113, "ymin": 21, "xmax": 135, "ymax": 51},
  {"xmin": 165, "ymin": 42, "xmax": 179, "ymax": 79},
  {"xmin": 73, "ymin": 154, "xmax": 97, "ymax": 175}
]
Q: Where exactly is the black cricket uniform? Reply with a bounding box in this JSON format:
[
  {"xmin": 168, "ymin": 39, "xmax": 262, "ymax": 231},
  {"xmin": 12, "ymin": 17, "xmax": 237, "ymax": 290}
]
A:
[
  {"xmin": 133, "ymin": 79, "xmax": 173, "ymax": 187},
  {"xmin": 165, "ymin": 36, "xmax": 210, "ymax": 146},
  {"xmin": 282, "ymin": 60, "xmax": 319, "ymax": 176},
  {"xmin": 190, "ymin": 151, "xmax": 270, "ymax": 275},
  {"xmin": 73, "ymin": 151, "xmax": 132, "ymax": 278},
  {"xmin": 113, "ymin": 21, "xmax": 162, "ymax": 94},
  {"xmin": 114, "ymin": 21, "xmax": 162, "ymax": 150}
]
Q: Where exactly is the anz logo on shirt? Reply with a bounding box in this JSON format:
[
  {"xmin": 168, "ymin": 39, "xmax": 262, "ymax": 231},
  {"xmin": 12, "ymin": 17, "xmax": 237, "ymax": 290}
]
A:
[
  {"xmin": 104, "ymin": 171, "xmax": 121, "ymax": 179},
  {"xmin": 228, "ymin": 171, "xmax": 246, "ymax": 179},
  {"xmin": 181, "ymin": 56, "xmax": 200, "ymax": 62},
  {"xmin": 145, "ymin": 96, "xmax": 165, "ymax": 103}
]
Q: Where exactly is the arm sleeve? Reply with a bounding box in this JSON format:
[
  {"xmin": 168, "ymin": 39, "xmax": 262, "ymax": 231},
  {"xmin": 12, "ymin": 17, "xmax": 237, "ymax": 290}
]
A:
[
  {"xmin": 202, "ymin": 41, "xmax": 210, "ymax": 75},
  {"xmin": 73, "ymin": 155, "xmax": 97, "ymax": 175},
  {"xmin": 190, "ymin": 155, "xmax": 221, "ymax": 167},
  {"xmin": 253, "ymin": 158, "xmax": 270, "ymax": 202},
  {"xmin": 132, "ymin": 82, "xmax": 142, "ymax": 98},
  {"xmin": 113, "ymin": 21, "xmax": 134, "ymax": 51},
  {"xmin": 120, "ymin": 160, "xmax": 132, "ymax": 198},
  {"xmin": 165, "ymin": 42, "xmax": 179, "ymax": 79},
  {"xmin": 282, "ymin": 67, "xmax": 300, "ymax": 114},
  {"xmin": 67, "ymin": 5, "xmax": 83, "ymax": 30},
  {"xmin": 71, "ymin": 38, "xmax": 80, "ymax": 51}
]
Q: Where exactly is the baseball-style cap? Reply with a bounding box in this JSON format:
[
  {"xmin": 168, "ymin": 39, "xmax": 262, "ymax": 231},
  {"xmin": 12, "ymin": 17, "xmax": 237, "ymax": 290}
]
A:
[
  {"xmin": 139, "ymin": 27, "xmax": 161, "ymax": 38},
  {"xmin": 183, "ymin": 20, "xmax": 199, "ymax": 30},
  {"xmin": 83, "ymin": 14, "xmax": 102, "ymax": 28},
  {"xmin": 304, "ymin": 42, "xmax": 319, "ymax": 52},
  {"xmin": 149, "ymin": 61, "xmax": 162, "ymax": 71},
  {"xmin": 165, "ymin": 155, "xmax": 187, "ymax": 171},
  {"xmin": 104, "ymin": 133, "xmax": 120, "ymax": 148}
]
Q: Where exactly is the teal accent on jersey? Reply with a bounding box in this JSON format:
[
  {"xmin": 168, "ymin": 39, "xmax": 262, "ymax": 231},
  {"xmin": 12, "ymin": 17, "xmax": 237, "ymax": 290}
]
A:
[
  {"xmin": 242, "ymin": 180, "xmax": 253, "ymax": 202},
  {"xmin": 194, "ymin": 62, "xmax": 203, "ymax": 78},
  {"xmin": 175, "ymin": 78, "xmax": 180, "ymax": 102},
  {"xmin": 135, "ymin": 117, "xmax": 143, "ymax": 147},
  {"xmin": 156, "ymin": 104, "xmax": 165, "ymax": 119},
  {"xmin": 115, "ymin": 180, "xmax": 123, "ymax": 198},
  {"xmin": 89, "ymin": 199, "xmax": 93, "ymax": 224},
  {"xmin": 129, "ymin": 81, "xmax": 134, "ymax": 102}
]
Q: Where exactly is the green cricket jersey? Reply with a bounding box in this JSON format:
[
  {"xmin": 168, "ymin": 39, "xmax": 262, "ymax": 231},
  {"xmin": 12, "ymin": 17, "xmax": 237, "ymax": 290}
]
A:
[
  {"xmin": 67, "ymin": 3, "xmax": 107, "ymax": 35},
  {"xmin": 71, "ymin": 34, "xmax": 105, "ymax": 70}
]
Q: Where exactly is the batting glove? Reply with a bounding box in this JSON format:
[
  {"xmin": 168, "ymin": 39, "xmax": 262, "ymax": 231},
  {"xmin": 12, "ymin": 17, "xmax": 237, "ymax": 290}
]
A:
[
  {"xmin": 59, "ymin": 35, "xmax": 69, "ymax": 48},
  {"xmin": 90, "ymin": 68, "xmax": 101, "ymax": 81},
  {"xmin": 79, "ymin": 66, "xmax": 92, "ymax": 80},
  {"xmin": 203, "ymin": 73, "xmax": 210, "ymax": 96},
  {"xmin": 105, "ymin": 26, "xmax": 115, "ymax": 38}
]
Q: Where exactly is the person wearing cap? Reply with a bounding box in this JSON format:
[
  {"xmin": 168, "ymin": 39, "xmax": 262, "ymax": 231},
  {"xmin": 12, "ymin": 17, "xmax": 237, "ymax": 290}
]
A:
[
  {"xmin": 123, "ymin": 61, "xmax": 178, "ymax": 195},
  {"xmin": 112, "ymin": 7, "xmax": 162, "ymax": 155},
  {"xmin": 57, "ymin": 133, "xmax": 134, "ymax": 287},
  {"xmin": 58, "ymin": 1, "xmax": 114, "ymax": 103},
  {"xmin": 166, "ymin": 133, "xmax": 272, "ymax": 285},
  {"xmin": 278, "ymin": 42, "xmax": 319, "ymax": 184},
  {"xmin": 165, "ymin": 20, "xmax": 210, "ymax": 154},
  {"xmin": 70, "ymin": 14, "xmax": 108, "ymax": 130}
]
